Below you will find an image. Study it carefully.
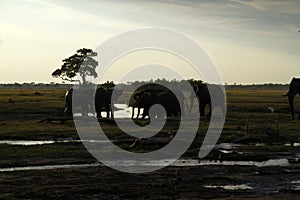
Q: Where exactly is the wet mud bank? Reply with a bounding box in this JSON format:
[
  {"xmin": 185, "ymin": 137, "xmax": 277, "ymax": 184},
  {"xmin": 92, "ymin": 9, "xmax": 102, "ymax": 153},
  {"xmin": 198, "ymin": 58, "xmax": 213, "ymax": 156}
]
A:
[{"xmin": 0, "ymin": 164, "xmax": 299, "ymax": 199}]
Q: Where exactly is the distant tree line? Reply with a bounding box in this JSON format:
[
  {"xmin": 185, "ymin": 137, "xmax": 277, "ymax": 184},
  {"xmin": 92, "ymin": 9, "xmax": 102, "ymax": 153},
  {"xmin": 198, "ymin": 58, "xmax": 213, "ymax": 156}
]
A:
[
  {"xmin": 224, "ymin": 83, "xmax": 289, "ymax": 90},
  {"xmin": 0, "ymin": 80, "xmax": 289, "ymax": 90}
]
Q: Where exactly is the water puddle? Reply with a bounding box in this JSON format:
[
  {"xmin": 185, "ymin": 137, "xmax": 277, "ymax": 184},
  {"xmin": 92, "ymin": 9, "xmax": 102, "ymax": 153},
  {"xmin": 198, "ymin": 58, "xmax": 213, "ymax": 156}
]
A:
[
  {"xmin": 0, "ymin": 158, "xmax": 294, "ymax": 172},
  {"xmin": 0, "ymin": 163, "xmax": 101, "ymax": 172},
  {"xmin": 114, "ymin": 104, "xmax": 131, "ymax": 118},
  {"xmin": 214, "ymin": 143, "xmax": 241, "ymax": 150},
  {"xmin": 204, "ymin": 184, "xmax": 253, "ymax": 190},
  {"xmin": 291, "ymin": 180, "xmax": 300, "ymax": 191},
  {"xmin": 254, "ymin": 143, "xmax": 300, "ymax": 147},
  {"xmin": 73, "ymin": 104, "xmax": 133, "ymax": 118},
  {"xmin": 0, "ymin": 139, "xmax": 121, "ymax": 146},
  {"xmin": 284, "ymin": 143, "xmax": 300, "ymax": 147},
  {"xmin": 0, "ymin": 140, "xmax": 56, "ymax": 145},
  {"xmin": 158, "ymin": 159, "xmax": 290, "ymax": 167}
]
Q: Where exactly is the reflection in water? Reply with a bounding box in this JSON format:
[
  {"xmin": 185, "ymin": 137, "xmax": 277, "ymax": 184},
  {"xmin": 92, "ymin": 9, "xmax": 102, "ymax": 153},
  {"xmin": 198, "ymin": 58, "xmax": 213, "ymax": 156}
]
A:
[
  {"xmin": 106, "ymin": 158, "xmax": 290, "ymax": 167},
  {"xmin": 284, "ymin": 143, "xmax": 300, "ymax": 147},
  {"xmin": 0, "ymin": 163, "xmax": 101, "ymax": 172},
  {"xmin": 291, "ymin": 180, "xmax": 300, "ymax": 191},
  {"xmin": 0, "ymin": 140, "xmax": 56, "ymax": 145},
  {"xmin": 0, "ymin": 140, "xmax": 117, "ymax": 146},
  {"xmin": 73, "ymin": 104, "xmax": 134, "ymax": 118}
]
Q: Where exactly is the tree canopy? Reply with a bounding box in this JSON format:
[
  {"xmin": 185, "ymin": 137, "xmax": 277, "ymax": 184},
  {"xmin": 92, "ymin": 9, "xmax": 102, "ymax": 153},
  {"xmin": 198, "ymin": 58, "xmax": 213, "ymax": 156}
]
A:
[{"xmin": 52, "ymin": 48, "xmax": 98, "ymax": 84}]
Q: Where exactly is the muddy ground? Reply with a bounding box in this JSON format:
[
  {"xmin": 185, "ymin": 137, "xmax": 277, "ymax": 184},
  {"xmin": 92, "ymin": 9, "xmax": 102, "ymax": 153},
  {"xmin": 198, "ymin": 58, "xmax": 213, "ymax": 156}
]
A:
[{"xmin": 1, "ymin": 164, "xmax": 299, "ymax": 199}]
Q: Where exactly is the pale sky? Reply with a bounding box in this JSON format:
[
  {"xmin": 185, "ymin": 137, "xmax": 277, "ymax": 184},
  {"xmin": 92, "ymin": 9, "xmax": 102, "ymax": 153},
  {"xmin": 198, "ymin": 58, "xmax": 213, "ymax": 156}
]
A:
[{"xmin": 0, "ymin": 0, "xmax": 300, "ymax": 84}]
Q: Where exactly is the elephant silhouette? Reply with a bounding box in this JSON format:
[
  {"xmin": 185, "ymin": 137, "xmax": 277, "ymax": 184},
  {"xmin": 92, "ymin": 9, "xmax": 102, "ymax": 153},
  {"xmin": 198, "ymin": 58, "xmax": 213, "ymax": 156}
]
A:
[
  {"xmin": 95, "ymin": 87, "xmax": 122, "ymax": 118},
  {"xmin": 64, "ymin": 88, "xmax": 93, "ymax": 117},
  {"xmin": 64, "ymin": 86, "xmax": 122, "ymax": 118},
  {"xmin": 131, "ymin": 88, "xmax": 185, "ymax": 119},
  {"xmin": 190, "ymin": 84, "xmax": 225, "ymax": 117},
  {"xmin": 283, "ymin": 77, "xmax": 300, "ymax": 120}
]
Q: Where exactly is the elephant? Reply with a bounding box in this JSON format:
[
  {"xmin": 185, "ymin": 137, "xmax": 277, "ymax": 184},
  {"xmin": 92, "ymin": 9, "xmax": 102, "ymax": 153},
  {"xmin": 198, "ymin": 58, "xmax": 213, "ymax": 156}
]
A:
[
  {"xmin": 131, "ymin": 91, "xmax": 147, "ymax": 119},
  {"xmin": 64, "ymin": 88, "xmax": 93, "ymax": 116},
  {"xmin": 283, "ymin": 77, "xmax": 300, "ymax": 120},
  {"xmin": 95, "ymin": 87, "xmax": 122, "ymax": 118},
  {"xmin": 153, "ymin": 90, "xmax": 183, "ymax": 117},
  {"xmin": 132, "ymin": 89, "xmax": 185, "ymax": 119},
  {"xmin": 131, "ymin": 89, "xmax": 164, "ymax": 119},
  {"xmin": 64, "ymin": 87, "xmax": 122, "ymax": 118},
  {"xmin": 190, "ymin": 84, "xmax": 225, "ymax": 117}
]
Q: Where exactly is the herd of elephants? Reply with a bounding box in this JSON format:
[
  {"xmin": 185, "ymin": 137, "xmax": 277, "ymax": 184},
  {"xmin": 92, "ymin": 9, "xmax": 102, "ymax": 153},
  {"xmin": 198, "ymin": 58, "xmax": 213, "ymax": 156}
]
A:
[{"xmin": 64, "ymin": 78, "xmax": 300, "ymax": 120}]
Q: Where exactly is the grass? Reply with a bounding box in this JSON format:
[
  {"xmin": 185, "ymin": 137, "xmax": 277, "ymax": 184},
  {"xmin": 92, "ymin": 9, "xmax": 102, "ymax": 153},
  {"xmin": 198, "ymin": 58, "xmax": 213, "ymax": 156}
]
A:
[
  {"xmin": 0, "ymin": 88, "xmax": 299, "ymax": 164},
  {"xmin": 0, "ymin": 143, "xmax": 95, "ymax": 168}
]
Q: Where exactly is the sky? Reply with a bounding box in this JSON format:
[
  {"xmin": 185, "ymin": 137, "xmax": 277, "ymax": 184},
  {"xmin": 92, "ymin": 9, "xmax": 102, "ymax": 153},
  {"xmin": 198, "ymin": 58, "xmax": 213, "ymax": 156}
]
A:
[{"xmin": 0, "ymin": 0, "xmax": 300, "ymax": 84}]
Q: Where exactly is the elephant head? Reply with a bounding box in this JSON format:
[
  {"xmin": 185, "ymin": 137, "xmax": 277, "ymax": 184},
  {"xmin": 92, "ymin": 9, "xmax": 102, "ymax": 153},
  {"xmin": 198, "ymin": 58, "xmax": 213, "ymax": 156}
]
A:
[{"xmin": 132, "ymin": 90, "xmax": 155, "ymax": 119}]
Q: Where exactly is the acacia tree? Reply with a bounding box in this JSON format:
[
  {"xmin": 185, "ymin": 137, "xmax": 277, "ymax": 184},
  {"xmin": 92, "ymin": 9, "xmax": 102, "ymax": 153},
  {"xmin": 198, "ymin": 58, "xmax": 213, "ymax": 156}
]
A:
[{"xmin": 52, "ymin": 48, "xmax": 98, "ymax": 84}]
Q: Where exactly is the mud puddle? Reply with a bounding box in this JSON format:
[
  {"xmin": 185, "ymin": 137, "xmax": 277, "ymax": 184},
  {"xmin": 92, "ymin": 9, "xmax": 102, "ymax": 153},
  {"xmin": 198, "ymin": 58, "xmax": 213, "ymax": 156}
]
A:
[
  {"xmin": 204, "ymin": 184, "xmax": 253, "ymax": 190},
  {"xmin": 0, "ymin": 158, "xmax": 297, "ymax": 172},
  {"xmin": 0, "ymin": 139, "xmax": 115, "ymax": 146}
]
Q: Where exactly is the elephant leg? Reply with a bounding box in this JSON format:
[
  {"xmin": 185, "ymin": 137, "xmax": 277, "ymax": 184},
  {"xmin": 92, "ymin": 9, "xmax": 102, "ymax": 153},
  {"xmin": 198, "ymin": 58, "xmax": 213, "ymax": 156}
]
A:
[
  {"xmin": 207, "ymin": 104, "xmax": 212, "ymax": 116},
  {"xmin": 288, "ymin": 96, "xmax": 295, "ymax": 120},
  {"xmin": 142, "ymin": 107, "xmax": 149, "ymax": 119},
  {"xmin": 137, "ymin": 108, "xmax": 141, "ymax": 119},
  {"xmin": 96, "ymin": 110, "xmax": 102, "ymax": 118},
  {"xmin": 131, "ymin": 107, "xmax": 135, "ymax": 118},
  {"xmin": 95, "ymin": 105, "xmax": 102, "ymax": 118},
  {"xmin": 111, "ymin": 107, "xmax": 114, "ymax": 118},
  {"xmin": 106, "ymin": 106, "xmax": 110, "ymax": 118},
  {"xmin": 199, "ymin": 102, "xmax": 205, "ymax": 117},
  {"xmin": 64, "ymin": 106, "xmax": 71, "ymax": 116}
]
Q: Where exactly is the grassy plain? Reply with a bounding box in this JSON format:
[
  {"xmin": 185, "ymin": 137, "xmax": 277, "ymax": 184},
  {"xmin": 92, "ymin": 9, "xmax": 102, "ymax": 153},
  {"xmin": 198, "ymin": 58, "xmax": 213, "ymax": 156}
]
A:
[{"xmin": 0, "ymin": 87, "xmax": 299, "ymax": 199}]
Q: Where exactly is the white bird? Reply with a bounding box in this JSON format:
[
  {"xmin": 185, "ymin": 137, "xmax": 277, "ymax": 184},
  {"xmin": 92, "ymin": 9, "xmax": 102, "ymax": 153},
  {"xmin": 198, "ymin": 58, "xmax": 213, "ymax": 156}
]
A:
[{"xmin": 268, "ymin": 107, "xmax": 275, "ymax": 113}]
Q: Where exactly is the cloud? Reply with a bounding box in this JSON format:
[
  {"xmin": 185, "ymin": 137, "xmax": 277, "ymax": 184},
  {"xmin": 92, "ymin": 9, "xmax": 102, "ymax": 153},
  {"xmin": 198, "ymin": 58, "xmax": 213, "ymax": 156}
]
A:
[
  {"xmin": 286, "ymin": 24, "xmax": 300, "ymax": 32},
  {"xmin": 1, "ymin": 0, "xmax": 300, "ymax": 83},
  {"xmin": 230, "ymin": 0, "xmax": 300, "ymax": 14},
  {"xmin": 229, "ymin": 0, "xmax": 266, "ymax": 11}
]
